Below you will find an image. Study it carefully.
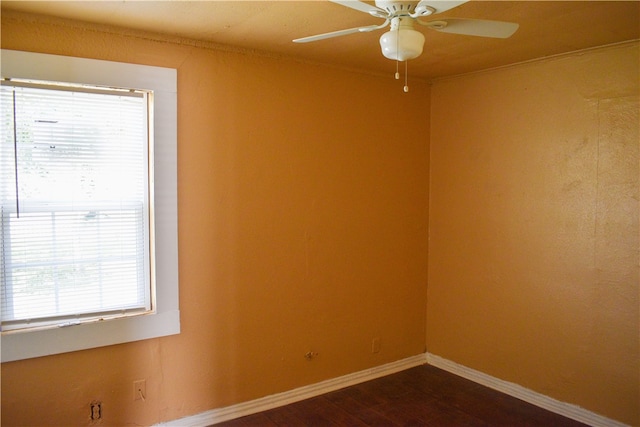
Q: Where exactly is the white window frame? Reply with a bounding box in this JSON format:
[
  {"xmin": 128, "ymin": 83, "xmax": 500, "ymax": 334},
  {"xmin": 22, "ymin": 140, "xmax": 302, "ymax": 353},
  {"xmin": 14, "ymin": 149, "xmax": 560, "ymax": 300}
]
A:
[{"xmin": 1, "ymin": 49, "xmax": 179, "ymax": 362}]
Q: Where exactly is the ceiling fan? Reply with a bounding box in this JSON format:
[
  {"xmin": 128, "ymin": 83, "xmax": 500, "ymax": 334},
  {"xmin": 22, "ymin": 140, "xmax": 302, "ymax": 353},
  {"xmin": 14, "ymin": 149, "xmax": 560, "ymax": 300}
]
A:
[{"xmin": 294, "ymin": 0, "xmax": 519, "ymax": 91}]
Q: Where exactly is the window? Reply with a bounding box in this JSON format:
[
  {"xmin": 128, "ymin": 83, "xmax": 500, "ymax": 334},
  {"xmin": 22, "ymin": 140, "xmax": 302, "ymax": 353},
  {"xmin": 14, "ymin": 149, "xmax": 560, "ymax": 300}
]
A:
[
  {"xmin": 1, "ymin": 50, "xmax": 179, "ymax": 362},
  {"xmin": 1, "ymin": 81, "xmax": 152, "ymax": 330}
]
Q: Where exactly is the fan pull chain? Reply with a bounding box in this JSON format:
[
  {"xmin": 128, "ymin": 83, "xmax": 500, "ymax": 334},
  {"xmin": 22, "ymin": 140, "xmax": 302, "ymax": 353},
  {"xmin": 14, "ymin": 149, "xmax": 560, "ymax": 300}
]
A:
[
  {"xmin": 395, "ymin": 60, "xmax": 400, "ymax": 80},
  {"xmin": 404, "ymin": 60, "xmax": 409, "ymax": 92}
]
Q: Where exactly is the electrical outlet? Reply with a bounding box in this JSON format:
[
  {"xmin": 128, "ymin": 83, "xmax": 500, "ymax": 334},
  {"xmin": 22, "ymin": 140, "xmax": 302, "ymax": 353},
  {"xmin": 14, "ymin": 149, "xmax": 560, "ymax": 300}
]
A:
[
  {"xmin": 133, "ymin": 379, "xmax": 146, "ymax": 401},
  {"xmin": 372, "ymin": 337, "xmax": 381, "ymax": 354},
  {"xmin": 90, "ymin": 401, "xmax": 102, "ymax": 420}
]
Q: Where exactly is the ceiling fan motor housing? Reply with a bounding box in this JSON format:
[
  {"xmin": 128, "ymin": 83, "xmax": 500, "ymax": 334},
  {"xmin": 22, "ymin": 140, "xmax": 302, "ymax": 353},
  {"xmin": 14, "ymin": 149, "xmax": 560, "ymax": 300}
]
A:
[{"xmin": 374, "ymin": 0, "xmax": 420, "ymax": 16}]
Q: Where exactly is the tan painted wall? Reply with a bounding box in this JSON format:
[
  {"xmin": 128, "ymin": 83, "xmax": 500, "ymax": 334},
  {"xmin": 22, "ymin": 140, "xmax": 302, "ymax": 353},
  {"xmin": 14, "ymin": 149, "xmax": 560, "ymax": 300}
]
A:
[
  {"xmin": 428, "ymin": 42, "xmax": 639, "ymax": 426},
  {"xmin": 0, "ymin": 12, "xmax": 430, "ymax": 426},
  {"xmin": 2, "ymin": 9, "xmax": 638, "ymax": 427}
]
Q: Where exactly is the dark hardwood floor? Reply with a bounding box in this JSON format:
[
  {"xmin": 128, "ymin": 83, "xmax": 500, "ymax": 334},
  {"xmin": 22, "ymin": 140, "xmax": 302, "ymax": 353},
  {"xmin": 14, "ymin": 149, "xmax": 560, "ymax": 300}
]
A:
[{"xmin": 214, "ymin": 364, "xmax": 588, "ymax": 426}]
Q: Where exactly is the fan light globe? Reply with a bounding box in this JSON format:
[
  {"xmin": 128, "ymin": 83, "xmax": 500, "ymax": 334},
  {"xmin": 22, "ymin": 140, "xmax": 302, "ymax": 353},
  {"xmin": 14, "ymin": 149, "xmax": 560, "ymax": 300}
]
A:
[{"xmin": 379, "ymin": 28, "xmax": 425, "ymax": 61}]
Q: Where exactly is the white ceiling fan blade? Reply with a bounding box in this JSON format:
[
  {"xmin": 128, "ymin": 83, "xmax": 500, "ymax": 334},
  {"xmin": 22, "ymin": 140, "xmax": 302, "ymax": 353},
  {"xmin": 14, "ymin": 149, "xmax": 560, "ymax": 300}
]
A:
[
  {"xmin": 329, "ymin": 0, "xmax": 385, "ymax": 15},
  {"xmin": 418, "ymin": 1, "xmax": 468, "ymax": 15},
  {"xmin": 293, "ymin": 24, "xmax": 385, "ymax": 43},
  {"xmin": 426, "ymin": 18, "xmax": 519, "ymax": 38}
]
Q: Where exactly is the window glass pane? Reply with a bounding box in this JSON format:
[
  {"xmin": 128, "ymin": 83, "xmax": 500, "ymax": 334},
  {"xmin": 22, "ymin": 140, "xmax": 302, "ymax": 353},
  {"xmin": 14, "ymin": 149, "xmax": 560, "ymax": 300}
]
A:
[{"xmin": 1, "ymin": 83, "xmax": 151, "ymax": 328}]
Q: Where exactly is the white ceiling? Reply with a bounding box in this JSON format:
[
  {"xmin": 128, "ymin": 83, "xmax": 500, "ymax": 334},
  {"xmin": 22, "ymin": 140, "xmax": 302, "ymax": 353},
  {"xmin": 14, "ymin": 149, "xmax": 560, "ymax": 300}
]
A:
[{"xmin": 2, "ymin": 1, "xmax": 639, "ymax": 80}]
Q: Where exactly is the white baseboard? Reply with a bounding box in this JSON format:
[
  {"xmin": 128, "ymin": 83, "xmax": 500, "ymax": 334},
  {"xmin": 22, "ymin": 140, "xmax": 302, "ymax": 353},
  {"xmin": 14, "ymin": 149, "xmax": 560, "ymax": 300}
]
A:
[
  {"xmin": 426, "ymin": 353, "xmax": 629, "ymax": 427},
  {"xmin": 156, "ymin": 352, "xmax": 629, "ymax": 427},
  {"xmin": 154, "ymin": 353, "xmax": 427, "ymax": 426}
]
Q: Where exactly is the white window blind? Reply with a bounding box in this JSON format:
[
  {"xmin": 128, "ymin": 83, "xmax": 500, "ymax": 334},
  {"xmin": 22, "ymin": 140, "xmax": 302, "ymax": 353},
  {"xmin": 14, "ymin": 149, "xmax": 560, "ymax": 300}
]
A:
[{"xmin": 1, "ymin": 80, "xmax": 153, "ymax": 331}]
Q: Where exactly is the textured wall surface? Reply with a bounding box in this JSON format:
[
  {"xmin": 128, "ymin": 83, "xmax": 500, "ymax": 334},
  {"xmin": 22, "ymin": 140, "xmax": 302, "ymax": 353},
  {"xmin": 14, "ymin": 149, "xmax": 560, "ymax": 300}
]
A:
[
  {"xmin": 2, "ymin": 8, "xmax": 638, "ymax": 427},
  {"xmin": 428, "ymin": 42, "xmax": 639, "ymax": 426},
  {"xmin": 1, "ymin": 12, "xmax": 430, "ymax": 426}
]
